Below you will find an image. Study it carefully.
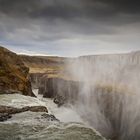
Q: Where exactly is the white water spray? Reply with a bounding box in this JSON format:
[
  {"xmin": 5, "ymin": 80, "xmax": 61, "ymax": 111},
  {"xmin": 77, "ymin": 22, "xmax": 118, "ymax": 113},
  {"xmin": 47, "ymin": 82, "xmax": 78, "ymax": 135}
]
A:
[{"xmin": 64, "ymin": 53, "xmax": 140, "ymax": 140}]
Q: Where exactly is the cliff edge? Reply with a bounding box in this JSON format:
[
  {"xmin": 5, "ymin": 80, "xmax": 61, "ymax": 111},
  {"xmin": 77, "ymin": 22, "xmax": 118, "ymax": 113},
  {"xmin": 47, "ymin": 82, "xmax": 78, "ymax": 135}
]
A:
[{"xmin": 0, "ymin": 46, "xmax": 34, "ymax": 96}]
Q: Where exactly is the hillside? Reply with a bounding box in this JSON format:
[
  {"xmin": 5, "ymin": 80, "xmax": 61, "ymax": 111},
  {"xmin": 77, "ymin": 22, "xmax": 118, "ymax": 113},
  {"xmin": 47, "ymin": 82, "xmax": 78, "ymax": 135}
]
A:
[
  {"xmin": 20, "ymin": 55, "xmax": 68, "ymax": 76},
  {"xmin": 0, "ymin": 46, "xmax": 34, "ymax": 96}
]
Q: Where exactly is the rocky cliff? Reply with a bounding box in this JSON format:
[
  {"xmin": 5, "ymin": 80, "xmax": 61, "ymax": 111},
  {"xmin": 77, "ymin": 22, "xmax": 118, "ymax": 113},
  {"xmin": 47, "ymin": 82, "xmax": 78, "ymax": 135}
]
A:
[{"xmin": 0, "ymin": 46, "xmax": 34, "ymax": 96}]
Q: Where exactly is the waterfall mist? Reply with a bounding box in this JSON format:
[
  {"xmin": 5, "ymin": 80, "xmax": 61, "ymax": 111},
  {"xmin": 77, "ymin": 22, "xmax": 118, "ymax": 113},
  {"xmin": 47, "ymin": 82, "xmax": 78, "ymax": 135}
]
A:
[{"xmin": 64, "ymin": 53, "xmax": 140, "ymax": 140}]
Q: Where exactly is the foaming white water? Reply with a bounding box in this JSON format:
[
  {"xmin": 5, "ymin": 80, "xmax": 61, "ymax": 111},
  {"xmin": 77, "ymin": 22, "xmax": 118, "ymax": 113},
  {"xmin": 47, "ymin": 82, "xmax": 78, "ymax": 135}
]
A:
[
  {"xmin": 0, "ymin": 94, "xmax": 45, "ymax": 108},
  {"xmin": 34, "ymin": 89, "xmax": 84, "ymax": 123},
  {"xmin": 65, "ymin": 54, "xmax": 140, "ymax": 140},
  {"xmin": 0, "ymin": 90, "xmax": 107, "ymax": 140},
  {"xmin": 0, "ymin": 89, "xmax": 83, "ymax": 124}
]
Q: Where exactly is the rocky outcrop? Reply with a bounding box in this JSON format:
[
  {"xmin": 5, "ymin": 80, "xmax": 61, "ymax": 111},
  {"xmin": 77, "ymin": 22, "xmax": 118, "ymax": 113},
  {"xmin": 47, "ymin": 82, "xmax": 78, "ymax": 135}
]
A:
[
  {"xmin": 0, "ymin": 46, "xmax": 34, "ymax": 96},
  {"xmin": 0, "ymin": 105, "xmax": 48, "ymax": 122},
  {"xmin": 0, "ymin": 105, "xmax": 48, "ymax": 114},
  {"xmin": 40, "ymin": 113, "xmax": 60, "ymax": 122},
  {"xmin": 0, "ymin": 113, "xmax": 12, "ymax": 122}
]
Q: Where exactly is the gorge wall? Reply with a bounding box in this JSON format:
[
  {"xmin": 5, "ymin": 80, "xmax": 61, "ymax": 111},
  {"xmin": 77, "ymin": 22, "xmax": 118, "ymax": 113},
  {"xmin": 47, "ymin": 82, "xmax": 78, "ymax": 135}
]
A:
[{"xmin": 0, "ymin": 46, "xmax": 34, "ymax": 96}]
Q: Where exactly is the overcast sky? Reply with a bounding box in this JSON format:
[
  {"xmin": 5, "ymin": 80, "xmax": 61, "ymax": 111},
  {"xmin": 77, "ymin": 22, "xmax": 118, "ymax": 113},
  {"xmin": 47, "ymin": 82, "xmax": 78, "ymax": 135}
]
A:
[{"xmin": 0, "ymin": 0, "xmax": 140, "ymax": 56}]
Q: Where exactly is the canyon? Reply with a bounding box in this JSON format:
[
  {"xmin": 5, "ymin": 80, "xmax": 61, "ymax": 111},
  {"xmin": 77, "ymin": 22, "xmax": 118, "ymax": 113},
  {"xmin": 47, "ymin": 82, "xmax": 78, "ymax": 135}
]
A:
[
  {"xmin": 21, "ymin": 50, "xmax": 140, "ymax": 140},
  {"xmin": 1, "ymin": 46, "xmax": 140, "ymax": 140},
  {"xmin": 0, "ymin": 46, "xmax": 107, "ymax": 140}
]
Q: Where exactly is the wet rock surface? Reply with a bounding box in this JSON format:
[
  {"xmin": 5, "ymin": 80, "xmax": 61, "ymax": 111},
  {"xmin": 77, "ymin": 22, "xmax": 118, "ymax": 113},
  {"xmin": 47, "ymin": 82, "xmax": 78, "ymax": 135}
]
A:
[
  {"xmin": 0, "ymin": 105, "xmax": 48, "ymax": 122},
  {"xmin": 0, "ymin": 123, "xmax": 107, "ymax": 140},
  {"xmin": 0, "ymin": 113, "xmax": 12, "ymax": 122},
  {"xmin": 40, "ymin": 113, "xmax": 60, "ymax": 122}
]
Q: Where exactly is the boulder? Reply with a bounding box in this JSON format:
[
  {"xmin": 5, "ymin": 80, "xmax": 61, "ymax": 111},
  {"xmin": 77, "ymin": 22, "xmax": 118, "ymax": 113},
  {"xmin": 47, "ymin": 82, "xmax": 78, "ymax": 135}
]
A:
[{"xmin": 41, "ymin": 113, "xmax": 60, "ymax": 122}]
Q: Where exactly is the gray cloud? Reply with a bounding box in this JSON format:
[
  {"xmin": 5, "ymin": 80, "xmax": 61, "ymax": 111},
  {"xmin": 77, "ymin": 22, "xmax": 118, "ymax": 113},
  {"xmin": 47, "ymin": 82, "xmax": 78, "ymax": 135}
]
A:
[
  {"xmin": 0, "ymin": 0, "xmax": 140, "ymax": 56},
  {"xmin": 0, "ymin": 0, "xmax": 140, "ymax": 18}
]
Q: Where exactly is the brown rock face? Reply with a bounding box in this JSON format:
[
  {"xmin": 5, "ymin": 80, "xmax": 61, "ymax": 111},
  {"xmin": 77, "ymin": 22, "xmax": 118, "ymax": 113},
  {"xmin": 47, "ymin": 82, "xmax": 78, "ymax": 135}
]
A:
[
  {"xmin": 22, "ymin": 106, "xmax": 48, "ymax": 112},
  {"xmin": 0, "ymin": 105, "xmax": 48, "ymax": 114},
  {"xmin": 0, "ymin": 46, "xmax": 34, "ymax": 96}
]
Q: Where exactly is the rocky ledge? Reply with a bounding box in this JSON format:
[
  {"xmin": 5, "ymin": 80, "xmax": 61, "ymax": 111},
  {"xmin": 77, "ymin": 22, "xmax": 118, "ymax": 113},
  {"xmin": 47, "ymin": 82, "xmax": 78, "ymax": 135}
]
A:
[
  {"xmin": 0, "ymin": 105, "xmax": 48, "ymax": 122},
  {"xmin": 0, "ymin": 46, "xmax": 34, "ymax": 96}
]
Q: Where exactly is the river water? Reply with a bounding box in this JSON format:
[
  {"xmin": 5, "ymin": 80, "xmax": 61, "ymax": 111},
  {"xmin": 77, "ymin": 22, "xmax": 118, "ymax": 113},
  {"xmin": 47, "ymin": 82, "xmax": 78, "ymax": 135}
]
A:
[{"xmin": 0, "ymin": 90, "xmax": 106, "ymax": 140}]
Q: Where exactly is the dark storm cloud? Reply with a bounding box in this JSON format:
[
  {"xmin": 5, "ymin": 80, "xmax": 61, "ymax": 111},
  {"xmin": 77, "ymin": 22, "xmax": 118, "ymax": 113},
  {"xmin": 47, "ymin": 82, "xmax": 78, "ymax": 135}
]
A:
[
  {"xmin": 0, "ymin": 0, "xmax": 140, "ymax": 19},
  {"xmin": 85, "ymin": 0, "xmax": 140, "ymax": 13},
  {"xmin": 0, "ymin": 0, "xmax": 79, "ymax": 19},
  {"xmin": 0, "ymin": 0, "xmax": 140, "ymax": 56}
]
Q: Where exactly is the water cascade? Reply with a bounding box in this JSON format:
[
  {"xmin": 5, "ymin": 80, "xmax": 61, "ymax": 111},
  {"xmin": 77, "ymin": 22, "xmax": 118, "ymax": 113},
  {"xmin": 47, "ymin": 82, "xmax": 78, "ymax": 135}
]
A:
[{"xmin": 63, "ymin": 53, "xmax": 140, "ymax": 140}]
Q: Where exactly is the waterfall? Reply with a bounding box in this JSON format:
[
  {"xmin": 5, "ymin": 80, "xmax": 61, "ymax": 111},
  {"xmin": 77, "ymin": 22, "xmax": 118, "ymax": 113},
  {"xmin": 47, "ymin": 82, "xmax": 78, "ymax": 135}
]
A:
[{"xmin": 64, "ymin": 52, "xmax": 140, "ymax": 140}]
